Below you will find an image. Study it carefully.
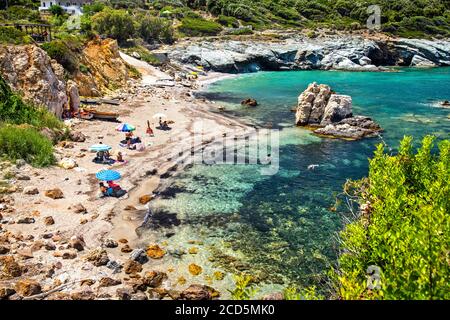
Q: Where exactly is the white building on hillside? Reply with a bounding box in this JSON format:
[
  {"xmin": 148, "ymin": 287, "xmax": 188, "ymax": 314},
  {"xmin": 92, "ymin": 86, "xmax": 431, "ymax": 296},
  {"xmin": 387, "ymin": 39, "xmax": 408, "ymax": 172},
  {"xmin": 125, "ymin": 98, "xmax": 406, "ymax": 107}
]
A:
[{"xmin": 39, "ymin": 0, "xmax": 92, "ymax": 15}]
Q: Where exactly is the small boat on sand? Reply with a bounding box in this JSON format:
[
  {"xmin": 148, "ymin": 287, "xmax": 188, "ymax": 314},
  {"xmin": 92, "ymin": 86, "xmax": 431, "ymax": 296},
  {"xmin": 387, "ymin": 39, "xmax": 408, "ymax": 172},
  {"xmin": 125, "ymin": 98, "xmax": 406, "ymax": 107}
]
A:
[
  {"xmin": 83, "ymin": 108, "xmax": 119, "ymax": 121},
  {"xmin": 73, "ymin": 110, "xmax": 94, "ymax": 120}
]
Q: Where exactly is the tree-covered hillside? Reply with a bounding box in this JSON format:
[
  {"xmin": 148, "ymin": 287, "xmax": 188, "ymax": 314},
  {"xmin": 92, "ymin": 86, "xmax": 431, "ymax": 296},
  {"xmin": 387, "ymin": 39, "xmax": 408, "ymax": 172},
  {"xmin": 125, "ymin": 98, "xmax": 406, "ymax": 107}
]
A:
[{"xmin": 1, "ymin": 0, "xmax": 449, "ymax": 39}]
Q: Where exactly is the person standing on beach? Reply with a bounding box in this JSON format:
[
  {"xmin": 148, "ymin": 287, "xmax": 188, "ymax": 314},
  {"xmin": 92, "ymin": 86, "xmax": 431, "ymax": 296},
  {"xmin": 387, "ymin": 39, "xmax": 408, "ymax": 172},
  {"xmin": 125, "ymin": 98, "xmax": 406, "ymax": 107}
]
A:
[{"xmin": 146, "ymin": 120, "xmax": 154, "ymax": 136}]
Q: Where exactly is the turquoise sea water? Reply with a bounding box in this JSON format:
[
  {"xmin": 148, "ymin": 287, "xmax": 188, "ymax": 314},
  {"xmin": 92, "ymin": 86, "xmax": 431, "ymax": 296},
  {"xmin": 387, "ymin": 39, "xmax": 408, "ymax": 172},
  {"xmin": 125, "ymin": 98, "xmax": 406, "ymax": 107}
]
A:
[{"xmin": 148, "ymin": 68, "xmax": 450, "ymax": 296}]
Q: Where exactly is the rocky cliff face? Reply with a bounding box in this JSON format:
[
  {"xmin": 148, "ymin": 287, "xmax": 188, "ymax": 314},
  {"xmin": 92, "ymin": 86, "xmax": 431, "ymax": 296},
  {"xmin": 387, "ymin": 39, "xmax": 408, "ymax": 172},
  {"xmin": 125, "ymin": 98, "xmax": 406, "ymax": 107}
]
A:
[
  {"xmin": 73, "ymin": 39, "xmax": 130, "ymax": 97},
  {"xmin": 0, "ymin": 45, "xmax": 79, "ymax": 118},
  {"xmin": 168, "ymin": 35, "xmax": 450, "ymax": 73},
  {"xmin": 295, "ymin": 83, "xmax": 381, "ymax": 140}
]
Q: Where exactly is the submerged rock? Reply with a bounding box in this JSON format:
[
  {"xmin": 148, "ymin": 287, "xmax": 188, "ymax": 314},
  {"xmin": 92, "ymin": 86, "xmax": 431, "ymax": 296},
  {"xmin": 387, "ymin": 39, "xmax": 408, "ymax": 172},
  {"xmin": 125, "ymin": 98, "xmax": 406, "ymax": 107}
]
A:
[
  {"xmin": 146, "ymin": 244, "xmax": 166, "ymax": 259},
  {"xmin": 241, "ymin": 98, "xmax": 258, "ymax": 107},
  {"xmin": 181, "ymin": 284, "xmax": 220, "ymax": 300},
  {"xmin": 295, "ymin": 83, "xmax": 382, "ymax": 140}
]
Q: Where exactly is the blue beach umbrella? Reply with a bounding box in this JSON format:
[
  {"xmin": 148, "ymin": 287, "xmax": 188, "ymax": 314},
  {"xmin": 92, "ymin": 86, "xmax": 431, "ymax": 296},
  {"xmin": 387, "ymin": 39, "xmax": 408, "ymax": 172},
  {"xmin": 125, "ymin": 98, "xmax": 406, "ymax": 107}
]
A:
[
  {"xmin": 89, "ymin": 144, "xmax": 112, "ymax": 152},
  {"xmin": 96, "ymin": 170, "xmax": 121, "ymax": 181},
  {"xmin": 116, "ymin": 123, "xmax": 136, "ymax": 132}
]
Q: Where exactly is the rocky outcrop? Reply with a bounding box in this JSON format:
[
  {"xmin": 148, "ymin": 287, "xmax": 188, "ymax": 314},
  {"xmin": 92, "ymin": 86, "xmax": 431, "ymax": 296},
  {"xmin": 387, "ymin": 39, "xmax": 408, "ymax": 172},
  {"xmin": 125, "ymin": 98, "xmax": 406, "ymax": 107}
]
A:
[
  {"xmin": 295, "ymin": 83, "xmax": 382, "ymax": 140},
  {"xmin": 0, "ymin": 44, "xmax": 79, "ymax": 118},
  {"xmin": 73, "ymin": 39, "xmax": 130, "ymax": 97},
  {"xmin": 168, "ymin": 35, "xmax": 450, "ymax": 73}
]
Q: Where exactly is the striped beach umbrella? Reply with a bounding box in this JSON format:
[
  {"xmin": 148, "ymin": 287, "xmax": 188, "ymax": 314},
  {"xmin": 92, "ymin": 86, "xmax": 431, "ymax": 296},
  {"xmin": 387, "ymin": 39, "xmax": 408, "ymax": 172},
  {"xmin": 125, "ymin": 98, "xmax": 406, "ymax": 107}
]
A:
[{"xmin": 116, "ymin": 123, "xmax": 136, "ymax": 132}]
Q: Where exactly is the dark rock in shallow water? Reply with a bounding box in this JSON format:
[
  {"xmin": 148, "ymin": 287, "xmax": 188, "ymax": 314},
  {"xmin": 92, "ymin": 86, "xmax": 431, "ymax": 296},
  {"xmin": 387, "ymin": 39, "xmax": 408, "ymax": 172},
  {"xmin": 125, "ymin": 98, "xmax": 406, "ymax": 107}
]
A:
[
  {"xmin": 295, "ymin": 83, "xmax": 382, "ymax": 140},
  {"xmin": 241, "ymin": 98, "xmax": 258, "ymax": 107},
  {"xmin": 314, "ymin": 116, "xmax": 382, "ymax": 140}
]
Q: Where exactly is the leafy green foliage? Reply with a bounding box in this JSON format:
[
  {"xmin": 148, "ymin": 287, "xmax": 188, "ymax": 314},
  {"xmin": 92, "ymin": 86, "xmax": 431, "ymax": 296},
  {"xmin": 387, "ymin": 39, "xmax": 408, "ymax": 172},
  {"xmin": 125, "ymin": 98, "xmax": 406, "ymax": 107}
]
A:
[
  {"xmin": 179, "ymin": 17, "xmax": 223, "ymax": 36},
  {"xmin": 92, "ymin": 8, "xmax": 135, "ymax": 44},
  {"xmin": 41, "ymin": 39, "xmax": 80, "ymax": 74},
  {"xmin": 137, "ymin": 15, "xmax": 174, "ymax": 44},
  {"xmin": 0, "ymin": 75, "xmax": 62, "ymax": 130},
  {"xmin": 49, "ymin": 4, "xmax": 64, "ymax": 16},
  {"xmin": 0, "ymin": 125, "xmax": 55, "ymax": 167},
  {"xmin": 0, "ymin": 75, "xmax": 59, "ymax": 167},
  {"xmin": 336, "ymin": 136, "xmax": 450, "ymax": 300},
  {"xmin": 228, "ymin": 274, "xmax": 258, "ymax": 300},
  {"xmin": 216, "ymin": 15, "xmax": 239, "ymax": 28},
  {"xmin": 283, "ymin": 286, "xmax": 324, "ymax": 300},
  {"xmin": 0, "ymin": 26, "xmax": 33, "ymax": 44}
]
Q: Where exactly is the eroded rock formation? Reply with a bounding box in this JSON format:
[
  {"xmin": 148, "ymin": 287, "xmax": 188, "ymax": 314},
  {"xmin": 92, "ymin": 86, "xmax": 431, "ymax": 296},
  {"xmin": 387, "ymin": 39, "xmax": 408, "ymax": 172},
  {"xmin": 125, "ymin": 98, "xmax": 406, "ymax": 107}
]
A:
[
  {"xmin": 168, "ymin": 35, "xmax": 450, "ymax": 73},
  {"xmin": 295, "ymin": 83, "xmax": 382, "ymax": 140},
  {"xmin": 73, "ymin": 39, "xmax": 130, "ymax": 97},
  {"xmin": 0, "ymin": 44, "xmax": 77, "ymax": 118}
]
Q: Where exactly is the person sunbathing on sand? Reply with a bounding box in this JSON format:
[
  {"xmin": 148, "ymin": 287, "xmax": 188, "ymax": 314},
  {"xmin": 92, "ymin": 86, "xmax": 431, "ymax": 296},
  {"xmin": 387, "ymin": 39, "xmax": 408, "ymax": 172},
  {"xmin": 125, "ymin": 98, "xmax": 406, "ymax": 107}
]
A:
[{"xmin": 107, "ymin": 180, "xmax": 121, "ymax": 191}]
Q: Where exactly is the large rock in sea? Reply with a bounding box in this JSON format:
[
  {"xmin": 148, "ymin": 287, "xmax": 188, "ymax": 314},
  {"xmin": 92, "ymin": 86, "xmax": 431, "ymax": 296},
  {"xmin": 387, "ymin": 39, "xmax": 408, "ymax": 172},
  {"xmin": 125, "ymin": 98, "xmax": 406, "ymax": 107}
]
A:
[
  {"xmin": 295, "ymin": 83, "xmax": 381, "ymax": 140},
  {"xmin": 0, "ymin": 44, "xmax": 79, "ymax": 118}
]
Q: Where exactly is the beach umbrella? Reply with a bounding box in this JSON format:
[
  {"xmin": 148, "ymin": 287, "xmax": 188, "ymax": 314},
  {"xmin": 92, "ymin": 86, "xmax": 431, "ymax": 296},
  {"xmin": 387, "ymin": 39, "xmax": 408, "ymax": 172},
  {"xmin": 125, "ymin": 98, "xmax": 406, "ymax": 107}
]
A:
[
  {"xmin": 89, "ymin": 144, "xmax": 112, "ymax": 152},
  {"xmin": 116, "ymin": 123, "xmax": 136, "ymax": 132},
  {"xmin": 96, "ymin": 170, "xmax": 121, "ymax": 181},
  {"xmin": 152, "ymin": 113, "xmax": 167, "ymax": 119}
]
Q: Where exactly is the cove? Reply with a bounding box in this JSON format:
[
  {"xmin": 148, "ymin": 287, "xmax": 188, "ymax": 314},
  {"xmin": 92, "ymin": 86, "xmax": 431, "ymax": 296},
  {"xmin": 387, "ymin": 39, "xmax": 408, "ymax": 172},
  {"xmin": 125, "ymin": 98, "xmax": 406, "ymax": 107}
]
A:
[{"xmin": 146, "ymin": 68, "xmax": 450, "ymax": 296}]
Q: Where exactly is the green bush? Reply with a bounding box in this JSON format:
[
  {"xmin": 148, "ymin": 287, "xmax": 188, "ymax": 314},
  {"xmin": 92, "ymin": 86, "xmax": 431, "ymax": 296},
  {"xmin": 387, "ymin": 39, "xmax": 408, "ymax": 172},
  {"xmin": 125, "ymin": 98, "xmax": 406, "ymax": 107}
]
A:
[
  {"xmin": 92, "ymin": 8, "xmax": 135, "ymax": 44},
  {"xmin": 178, "ymin": 17, "xmax": 223, "ymax": 36},
  {"xmin": 49, "ymin": 4, "xmax": 64, "ymax": 16},
  {"xmin": 217, "ymin": 15, "xmax": 240, "ymax": 28},
  {"xmin": 82, "ymin": 1, "xmax": 106, "ymax": 16},
  {"xmin": 335, "ymin": 136, "xmax": 450, "ymax": 300},
  {"xmin": 0, "ymin": 75, "xmax": 62, "ymax": 130},
  {"xmin": 228, "ymin": 274, "xmax": 257, "ymax": 300},
  {"xmin": 0, "ymin": 125, "xmax": 55, "ymax": 167},
  {"xmin": 138, "ymin": 15, "xmax": 174, "ymax": 44},
  {"xmin": 0, "ymin": 5, "xmax": 43, "ymax": 22},
  {"xmin": 41, "ymin": 40, "xmax": 79, "ymax": 74},
  {"xmin": 0, "ymin": 26, "xmax": 33, "ymax": 44}
]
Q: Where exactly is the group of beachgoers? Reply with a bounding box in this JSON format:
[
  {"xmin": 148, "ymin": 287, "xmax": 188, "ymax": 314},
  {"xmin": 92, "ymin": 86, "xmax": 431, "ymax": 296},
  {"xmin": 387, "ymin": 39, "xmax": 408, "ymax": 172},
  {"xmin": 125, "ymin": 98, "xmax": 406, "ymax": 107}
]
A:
[{"xmin": 94, "ymin": 117, "xmax": 172, "ymax": 198}]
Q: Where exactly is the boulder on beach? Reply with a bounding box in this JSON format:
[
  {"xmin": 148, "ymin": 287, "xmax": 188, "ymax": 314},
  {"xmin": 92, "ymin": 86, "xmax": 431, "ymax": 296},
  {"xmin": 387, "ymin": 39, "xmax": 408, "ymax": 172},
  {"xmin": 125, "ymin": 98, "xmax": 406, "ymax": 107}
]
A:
[{"xmin": 295, "ymin": 82, "xmax": 382, "ymax": 140}]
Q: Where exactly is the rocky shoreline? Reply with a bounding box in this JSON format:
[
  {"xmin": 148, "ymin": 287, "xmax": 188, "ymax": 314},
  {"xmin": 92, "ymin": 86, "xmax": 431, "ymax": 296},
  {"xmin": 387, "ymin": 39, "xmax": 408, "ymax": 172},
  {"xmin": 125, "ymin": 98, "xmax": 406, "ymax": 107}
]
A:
[
  {"xmin": 0, "ymin": 56, "xmax": 256, "ymax": 300},
  {"xmin": 0, "ymin": 32, "xmax": 449, "ymax": 300},
  {"xmin": 166, "ymin": 34, "xmax": 450, "ymax": 73}
]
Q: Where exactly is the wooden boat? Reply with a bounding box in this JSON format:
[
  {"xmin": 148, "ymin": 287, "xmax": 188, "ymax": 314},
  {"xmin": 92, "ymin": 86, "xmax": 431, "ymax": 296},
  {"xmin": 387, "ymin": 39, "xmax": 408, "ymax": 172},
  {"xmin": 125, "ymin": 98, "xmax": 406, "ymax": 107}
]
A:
[
  {"xmin": 73, "ymin": 110, "xmax": 94, "ymax": 120},
  {"xmin": 80, "ymin": 98, "xmax": 100, "ymax": 105},
  {"xmin": 100, "ymin": 98, "xmax": 120, "ymax": 106},
  {"xmin": 83, "ymin": 108, "xmax": 119, "ymax": 121}
]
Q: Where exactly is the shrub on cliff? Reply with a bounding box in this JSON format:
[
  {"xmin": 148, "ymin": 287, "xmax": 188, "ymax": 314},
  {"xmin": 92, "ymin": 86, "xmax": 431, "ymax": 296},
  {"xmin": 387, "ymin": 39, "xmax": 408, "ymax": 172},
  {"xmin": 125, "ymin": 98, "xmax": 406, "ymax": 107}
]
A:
[
  {"xmin": 335, "ymin": 136, "xmax": 449, "ymax": 299},
  {"xmin": 0, "ymin": 75, "xmax": 58, "ymax": 166},
  {"xmin": 92, "ymin": 8, "xmax": 135, "ymax": 44},
  {"xmin": 41, "ymin": 40, "xmax": 79, "ymax": 74},
  {"xmin": 0, "ymin": 75, "xmax": 62, "ymax": 130},
  {"xmin": 178, "ymin": 17, "xmax": 223, "ymax": 36}
]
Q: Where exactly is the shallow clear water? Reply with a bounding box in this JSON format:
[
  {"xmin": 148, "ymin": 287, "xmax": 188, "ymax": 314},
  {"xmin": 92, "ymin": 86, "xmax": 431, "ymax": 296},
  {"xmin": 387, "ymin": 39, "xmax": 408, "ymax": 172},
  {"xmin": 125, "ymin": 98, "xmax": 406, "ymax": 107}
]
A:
[{"xmin": 147, "ymin": 68, "xmax": 450, "ymax": 296}]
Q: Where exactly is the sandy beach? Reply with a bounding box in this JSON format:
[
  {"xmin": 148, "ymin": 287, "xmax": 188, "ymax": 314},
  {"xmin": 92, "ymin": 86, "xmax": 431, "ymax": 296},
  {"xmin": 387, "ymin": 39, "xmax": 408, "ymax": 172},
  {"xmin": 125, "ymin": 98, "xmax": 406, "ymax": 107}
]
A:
[{"xmin": 0, "ymin": 54, "xmax": 255, "ymax": 299}]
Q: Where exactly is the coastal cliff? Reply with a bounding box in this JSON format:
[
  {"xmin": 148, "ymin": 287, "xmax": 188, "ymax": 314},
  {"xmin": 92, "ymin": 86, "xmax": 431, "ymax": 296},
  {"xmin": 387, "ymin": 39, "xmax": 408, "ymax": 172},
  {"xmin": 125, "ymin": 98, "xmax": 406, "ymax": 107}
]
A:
[
  {"xmin": 0, "ymin": 39, "xmax": 136, "ymax": 118},
  {"xmin": 167, "ymin": 35, "xmax": 450, "ymax": 73},
  {"xmin": 0, "ymin": 45, "xmax": 75, "ymax": 118}
]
